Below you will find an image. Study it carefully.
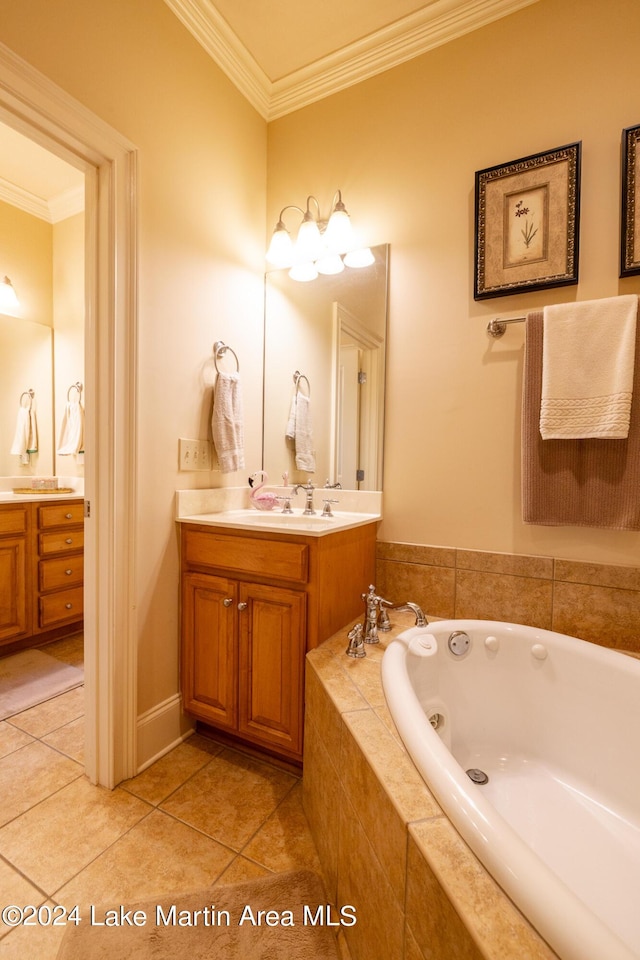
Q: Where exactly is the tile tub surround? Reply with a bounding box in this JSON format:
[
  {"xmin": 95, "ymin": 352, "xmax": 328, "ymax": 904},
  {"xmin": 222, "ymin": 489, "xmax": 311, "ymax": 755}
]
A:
[
  {"xmin": 303, "ymin": 615, "xmax": 558, "ymax": 960},
  {"xmin": 376, "ymin": 542, "xmax": 640, "ymax": 655}
]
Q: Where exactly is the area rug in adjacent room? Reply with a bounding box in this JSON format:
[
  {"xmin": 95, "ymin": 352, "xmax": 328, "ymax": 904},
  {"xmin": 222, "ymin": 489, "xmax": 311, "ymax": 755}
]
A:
[
  {"xmin": 0, "ymin": 649, "xmax": 84, "ymax": 721},
  {"xmin": 56, "ymin": 869, "xmax": 342, "ymax": 960}
]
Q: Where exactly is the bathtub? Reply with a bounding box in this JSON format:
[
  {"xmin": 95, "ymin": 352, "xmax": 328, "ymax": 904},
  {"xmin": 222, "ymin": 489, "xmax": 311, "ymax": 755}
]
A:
[{"xmin": 381, "ymin": 619, "xmax": 640, "ymax": 960}]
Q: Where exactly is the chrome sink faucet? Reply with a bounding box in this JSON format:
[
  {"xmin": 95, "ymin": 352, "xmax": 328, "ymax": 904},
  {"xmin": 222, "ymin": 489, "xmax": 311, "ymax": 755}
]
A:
[
  {"xmin": 292, "ymin": 480, "xmax": 316, "ymax": 515},
  {"xmin": 379, "ymin": 601, "xmax": 428, "ymax": 629},
  {"xmin": 361, "ymin": 584, "xmax": 390, "ymax": 643}
]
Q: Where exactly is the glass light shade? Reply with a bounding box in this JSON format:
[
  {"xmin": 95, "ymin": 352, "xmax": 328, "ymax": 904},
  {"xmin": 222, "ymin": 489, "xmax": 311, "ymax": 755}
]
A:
[
  {"xmin": 294, "ymin": 216, "xmax": 322, "ymax": 262},
  {"xmin": 344, "ymin": 247, "xmax": 375, "ymax": 268},
  {"xmin": 0, "ymin": 276, "xmax": 20, "ymax": 314},
  {"xmin": 289, "ymin": 261, "xmax": 318, "ymax": 282},
  {"xmin": 266, "ymin": 225, "xmax": 294, "ymax": 267},
  {"xmin": 324, "ymin": 207, "xmax": 354, "ymax": 252},
  {"xmin": 316, "ymin": 253, "xmax": 345, "ymax": 275}
]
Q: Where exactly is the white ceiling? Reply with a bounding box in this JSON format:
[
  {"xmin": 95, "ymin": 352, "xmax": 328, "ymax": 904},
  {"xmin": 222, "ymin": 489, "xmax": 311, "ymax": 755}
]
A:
[
  {"xmin": 0, "ymin": 0, "xmax": 538, "ymax": 206},
  {"xmin": 164, "ymin": 0, "xmax": 540, "ymax": 119}
]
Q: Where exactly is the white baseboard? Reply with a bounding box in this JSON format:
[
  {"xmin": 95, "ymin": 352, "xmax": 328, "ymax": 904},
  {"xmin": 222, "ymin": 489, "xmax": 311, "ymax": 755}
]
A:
[{"xmin": 136, "ymin": 693, "xmax": 194, "ymax": 773}]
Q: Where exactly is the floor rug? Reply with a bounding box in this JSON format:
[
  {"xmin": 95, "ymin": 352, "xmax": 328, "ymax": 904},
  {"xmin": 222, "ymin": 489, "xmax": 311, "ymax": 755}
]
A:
[
  {"xmin": 0, "ymin": 649, "xmax": 84, "ymax": 721},
  {"xmin": 56, "ymin": 869, "xmax": 341, "ymax": 959}
]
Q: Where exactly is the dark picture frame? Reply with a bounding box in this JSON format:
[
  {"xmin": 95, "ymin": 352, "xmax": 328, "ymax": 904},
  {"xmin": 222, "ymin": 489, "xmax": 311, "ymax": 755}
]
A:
[
  {"xmin": 474, "ymin": 142, "xmax": 581, "ymax": 300},
  {"xmin": 621, "ymin": 124, "xmax": 640, "ymax": 277}
]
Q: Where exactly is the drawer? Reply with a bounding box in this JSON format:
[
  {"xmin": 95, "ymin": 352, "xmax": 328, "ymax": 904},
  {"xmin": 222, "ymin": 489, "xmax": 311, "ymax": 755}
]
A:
[
  {"xmin": 183, "ymin": 528, "xmax": 309, "ymax": 584},
  {"xmin": 39, "ymin": 529, "xmax": 84, "ymax": 557},
  {"xmin": 39, "ymin": 586, "xmax": 84, "ymax": 628},
  {"xmin": 38, "ymin": 501, "xmax": 84, "ymax": 529},
  {"xmin": 39, "ymin": 555, "xmax": 84, "ymax": 592},
  {"xmin": 0, "ymin": 505, "xmax": 28, "ymax": 537}
]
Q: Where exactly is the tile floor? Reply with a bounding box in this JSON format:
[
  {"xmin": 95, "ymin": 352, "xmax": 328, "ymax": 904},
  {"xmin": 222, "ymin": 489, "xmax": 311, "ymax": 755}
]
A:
[{"xmin": 0, "ymin": 636, "xmax": 323, "ymax": 959}]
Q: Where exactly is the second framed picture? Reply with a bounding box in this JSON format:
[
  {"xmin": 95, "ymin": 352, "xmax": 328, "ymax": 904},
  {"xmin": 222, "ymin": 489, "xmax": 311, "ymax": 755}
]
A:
[{"xmin": 474, "ymin": 142, "xmax": 581, "ymax": 300}]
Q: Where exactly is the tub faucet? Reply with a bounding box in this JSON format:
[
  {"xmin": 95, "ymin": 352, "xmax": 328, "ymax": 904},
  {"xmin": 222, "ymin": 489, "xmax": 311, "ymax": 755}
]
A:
[
  {"xmin": 380, "ymin": 601, "xmax": 428, "ymax": 629},
  {"xmin": 361, "ymin": 584, "xmax": 391, "ymax": 643},
  {"xmin": 292, "ymin": 480, "xmax": 316, "ymax": 515}
]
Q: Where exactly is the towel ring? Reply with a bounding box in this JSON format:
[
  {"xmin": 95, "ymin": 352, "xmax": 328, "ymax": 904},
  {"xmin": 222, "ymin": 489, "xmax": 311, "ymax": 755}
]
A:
[
  {"xmin": 20, "ymin": 388, "xmax": 34, "ymax": 408},
  {"xmin": 67, "ymin": 381, "xmax": 83, "ymax": 401},
  {"xmin": 293, "ymin": 371, "xmax": 310, "ymax": 396},
  {"xmin": 213, "ymin": 340, "xmax": 240, "ymax": 373}
]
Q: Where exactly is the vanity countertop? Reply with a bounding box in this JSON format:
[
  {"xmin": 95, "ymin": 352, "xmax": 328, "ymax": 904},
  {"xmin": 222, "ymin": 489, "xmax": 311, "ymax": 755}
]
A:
[
  {"xmin": 0, "ymin": 490, "xmax": 83, "ymax": 503},
  {"xmin": 175, "ymin": 486, "xmax": 382, "ymax": 538},
  {"xmin": 0, "ymin": 478, "xmax": 84, "ymax": 504}
]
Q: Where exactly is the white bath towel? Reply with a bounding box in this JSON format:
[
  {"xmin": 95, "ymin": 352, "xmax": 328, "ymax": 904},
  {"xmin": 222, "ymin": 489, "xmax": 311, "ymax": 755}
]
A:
[
  {"xmin": 211, "ymin": 372, "xmax": 245, "ymax": 473},
  {"xmin": 57, "ymin": 400, "xmax": 85, "ymax": 455},
  {"xmin": 286, "ymin": 393, "xmax": 315, "ymax": 473},
  {"xmin": 10, "ymin": 404, "xmax": 38, "ymax": 456},
  {"xmin": 540, "ymin": 294, "xmax": 638, "ymax": 439}
]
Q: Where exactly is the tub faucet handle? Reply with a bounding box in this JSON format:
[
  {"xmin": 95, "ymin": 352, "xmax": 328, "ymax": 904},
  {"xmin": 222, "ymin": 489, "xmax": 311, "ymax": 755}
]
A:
[
  {"xmin": 378, "ymin": 598, "xmax": 393, "ymax": 631},
  {"xmin": 345, "ymin": 623, "xmax": 366, "ymax": 658}
]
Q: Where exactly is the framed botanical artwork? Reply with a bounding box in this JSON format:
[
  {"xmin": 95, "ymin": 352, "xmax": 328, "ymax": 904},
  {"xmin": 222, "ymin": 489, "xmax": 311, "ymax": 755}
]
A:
[
  {"xmin": 474, "ymin": 142, "xmax": 581, "ymax": 300},
  {"xmin": 621, "ymin": 124, "xmax": 640, "ymax": 277}
]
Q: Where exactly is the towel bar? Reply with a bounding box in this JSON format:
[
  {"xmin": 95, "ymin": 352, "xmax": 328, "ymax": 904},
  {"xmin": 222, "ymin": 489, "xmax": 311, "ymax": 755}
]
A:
[
  {"xmin": 213, "ymin": 340, "xmax": 240, "ymax": 373},
  {"xmin": 293, "ymin": 371, "xmax": 310, "ymax": 396},
  {"xmin": 487, "ymin": 316, "xmax": 526, "ymax": 338}
]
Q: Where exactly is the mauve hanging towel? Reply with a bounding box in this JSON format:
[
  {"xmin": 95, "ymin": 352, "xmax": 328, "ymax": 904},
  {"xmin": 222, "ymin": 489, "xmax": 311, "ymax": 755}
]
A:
[{"xmin": 522, "ymin": 310, "xmax": 640, "ymax": 530}]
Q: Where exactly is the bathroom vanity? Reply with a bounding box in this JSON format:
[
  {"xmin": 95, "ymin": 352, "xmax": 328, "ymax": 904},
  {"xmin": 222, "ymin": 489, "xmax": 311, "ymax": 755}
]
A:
[
  {"xmin": 0, "ymin": 496, "xmax": 84, "ymax": 651},
  {"xmin": 177, "ymin": 492, "xmax": 379, "ymax": 765}
]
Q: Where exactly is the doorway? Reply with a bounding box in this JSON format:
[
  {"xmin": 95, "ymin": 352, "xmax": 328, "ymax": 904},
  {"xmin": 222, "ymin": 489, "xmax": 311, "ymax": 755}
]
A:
[{"xmin": 0, "ymin": 41, "xmax": 138, "ymax": 787}]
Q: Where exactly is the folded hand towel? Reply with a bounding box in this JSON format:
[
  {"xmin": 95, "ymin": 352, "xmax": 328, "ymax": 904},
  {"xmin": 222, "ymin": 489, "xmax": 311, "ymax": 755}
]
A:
[
  {"xmin": 211, "ymin": 372, "xmax": 245, "ymax": 473},
  {"xmin": 10, "ymin": 404, "xmax": 38, "ymax": 456},
  {"xmin": 286, "ymin": 393, "xmax": 315, "ymax": 473},
  {"xmin": 540, "ymin": 294, "xmax": 638, "ymax": 439},
  {"xmin": 57, "ymin": 400, "xmax": 84, "ymax": 455}
]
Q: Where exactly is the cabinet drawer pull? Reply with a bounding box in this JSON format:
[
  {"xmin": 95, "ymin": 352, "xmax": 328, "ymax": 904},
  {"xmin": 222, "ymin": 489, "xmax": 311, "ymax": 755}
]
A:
[
  {"xmin": 238, "ymin": 602, "xmax": 248, "ymax": 611},
  {"xmin": 65, "ymin": 569, "xmax": 73, "ymax": 576},
  {"xmin": 65, "ymin": 602, "xmax": 73, "ymax": 610},
  {"xmin": 65, "ymin": 513, "xmax": 73, "ymax": 519},
  {"xmin": 65, "ymin": 537, "xmax": 73, "ymax": 544},
  {"xmin": 222, "ymin": 598, "xmax": 233, "ymax": 607}
]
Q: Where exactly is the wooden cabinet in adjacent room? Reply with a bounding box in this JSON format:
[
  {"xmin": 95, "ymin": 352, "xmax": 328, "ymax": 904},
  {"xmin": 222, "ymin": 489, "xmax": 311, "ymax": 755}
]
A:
[
  {"xmin": 0, "ymin": 498, "xmax": 84, "ymax": 654},
  {"xmin": 179, "ymin": 521, "xmax": 376, "ymax": 765},
  {"xmin": 0, "ymin": 503, "xmax": 30, "ymax": 645}
]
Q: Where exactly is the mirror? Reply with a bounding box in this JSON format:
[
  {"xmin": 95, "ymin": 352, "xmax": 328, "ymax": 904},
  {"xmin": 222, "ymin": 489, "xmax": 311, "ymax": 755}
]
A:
[
  {"xmin": 263, "ymin": 243, "xmax": 388, "ymax": 490},
  {"xmin": 0, "ymin": 120, "xmax": 85, "ymax": 481}
]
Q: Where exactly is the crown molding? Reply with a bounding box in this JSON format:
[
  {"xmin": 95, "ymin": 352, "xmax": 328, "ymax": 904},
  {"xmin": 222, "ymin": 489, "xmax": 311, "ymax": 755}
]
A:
[
  {"xmin": 0, "ymin": 176, "xmax": 84, "ymax": 222},
  {"xmin": 164, "ymin": 0, "xmax": 539, "ymax": 120}
]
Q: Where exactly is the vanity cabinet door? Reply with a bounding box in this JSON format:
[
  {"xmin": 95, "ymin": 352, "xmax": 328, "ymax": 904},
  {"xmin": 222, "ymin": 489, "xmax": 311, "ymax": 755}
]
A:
[
  {"xmin": 0, "ymin": 505, "xmax": 30, "ymax": 644},
  {"xmin": 181, "ymin": 572, "xmax": 238, "ymax": 731},
  {"xmin": 237, "ymin": 582, "xmax": 306, "ymax": 758}
]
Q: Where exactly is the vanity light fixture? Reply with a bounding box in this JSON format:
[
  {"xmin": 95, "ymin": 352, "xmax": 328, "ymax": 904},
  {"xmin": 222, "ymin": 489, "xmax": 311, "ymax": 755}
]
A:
[
  {"xmin": 266, "ymin": 191, "xmax": 373, "ymax": 281},
  {"xmin": 0, "ymin": 276, "xmax": 20, "ymax": 314}
]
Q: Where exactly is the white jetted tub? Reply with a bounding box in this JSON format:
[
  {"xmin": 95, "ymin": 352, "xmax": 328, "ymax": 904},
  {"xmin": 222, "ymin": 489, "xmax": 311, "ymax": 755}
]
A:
[{"xmin": 381, "ymin": 619, "xmax": 640, "ymax": 960}]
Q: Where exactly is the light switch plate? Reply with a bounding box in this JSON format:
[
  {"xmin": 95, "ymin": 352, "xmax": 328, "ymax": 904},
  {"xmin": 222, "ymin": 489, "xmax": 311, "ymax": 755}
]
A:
[{"xmin": 179, "ymin": 438, "xmax": 212, "ymax": 471}]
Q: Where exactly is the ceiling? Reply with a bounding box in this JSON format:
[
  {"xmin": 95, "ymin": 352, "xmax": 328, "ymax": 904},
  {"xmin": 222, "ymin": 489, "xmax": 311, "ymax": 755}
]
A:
[
  {"xmin": 164, "ymin": 0, "xmax": 540, "ymax": 120},
  {"xmin": 0, "ymin": 0, "xmax": 538, "ymax": 206}
]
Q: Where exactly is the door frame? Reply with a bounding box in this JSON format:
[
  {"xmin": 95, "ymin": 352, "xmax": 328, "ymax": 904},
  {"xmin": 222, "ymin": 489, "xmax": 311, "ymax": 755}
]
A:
[{"xmin": 0, "ymin": 42, "xmax": 138, "ymax": 786}]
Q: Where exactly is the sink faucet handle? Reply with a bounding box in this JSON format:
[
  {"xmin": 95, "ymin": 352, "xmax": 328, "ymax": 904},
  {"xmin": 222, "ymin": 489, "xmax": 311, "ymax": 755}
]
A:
[
  {"xmin": 275, "ymin": 495, "xmax": 294, "ymax": 514},
  {"xmin": 321, "ymin": 498, "xmax": 339, "ymax": 517}
]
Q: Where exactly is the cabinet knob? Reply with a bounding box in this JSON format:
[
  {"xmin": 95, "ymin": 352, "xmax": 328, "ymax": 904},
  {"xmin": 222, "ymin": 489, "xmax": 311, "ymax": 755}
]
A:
[
  {"xmin": 65, "ymin": 538, "xmax": 73, "ymax": 544},
  {"xmin": 65, "ymin": 569, "xmax": 73, "ymax": 576},
  {"xmin": 65, "ymin": 602, "xmax": 73, "ymax": 610},
  {"xmin": 238, "ymin": 602, "xmax": 248, "ymax": 611},
  {"xmin": 65, "ymin": 513, "xmax": 73, "ymax": 519},
  {"xmin": 222, "ymin": 598, "xmax": 233, "ymax": 607}
]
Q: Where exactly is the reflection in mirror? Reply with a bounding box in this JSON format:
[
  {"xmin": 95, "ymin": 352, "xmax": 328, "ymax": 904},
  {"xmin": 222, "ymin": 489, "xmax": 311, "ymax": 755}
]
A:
[
  {"xmin": 263, "ymin": 244, "xmax": 388, "ymax": 490},
  {"xmin": 0, "ymin": 120, "xmax": 85, "ymax": 481},
  {"xmin": 0, "ymin": 315, "xmax": 54, "ymax": 475}
]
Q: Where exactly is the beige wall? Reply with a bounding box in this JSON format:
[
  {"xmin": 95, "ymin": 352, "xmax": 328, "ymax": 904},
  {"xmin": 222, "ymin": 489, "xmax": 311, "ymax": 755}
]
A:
[
  {"xmin": 267, "ymin": 0, "xmax": 640, "ymax": 568},
  {"xmin": 0, "ymin": 0, "xmax": 268, "ymax": 715},
  {"xmin": 53, "ymin": 212, "xmax": 84, "ymax": 478}
]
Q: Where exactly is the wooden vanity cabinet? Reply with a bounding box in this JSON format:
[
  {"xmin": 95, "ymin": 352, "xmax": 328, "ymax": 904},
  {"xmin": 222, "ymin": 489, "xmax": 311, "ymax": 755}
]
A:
[
  {"xmin": 0, "ymin": 503, "xmax": 31, "ymax": 645},
  {"xmin": 0, "ymin": 498, "xmax": 84, "ymax": 654},
  {"xmin": 180, "ymin": 521, "xmax": 376, "ymax": 764},
  {"xmin": 35, "ymin": 501, "xmax": 84, "ymax": 632}
]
